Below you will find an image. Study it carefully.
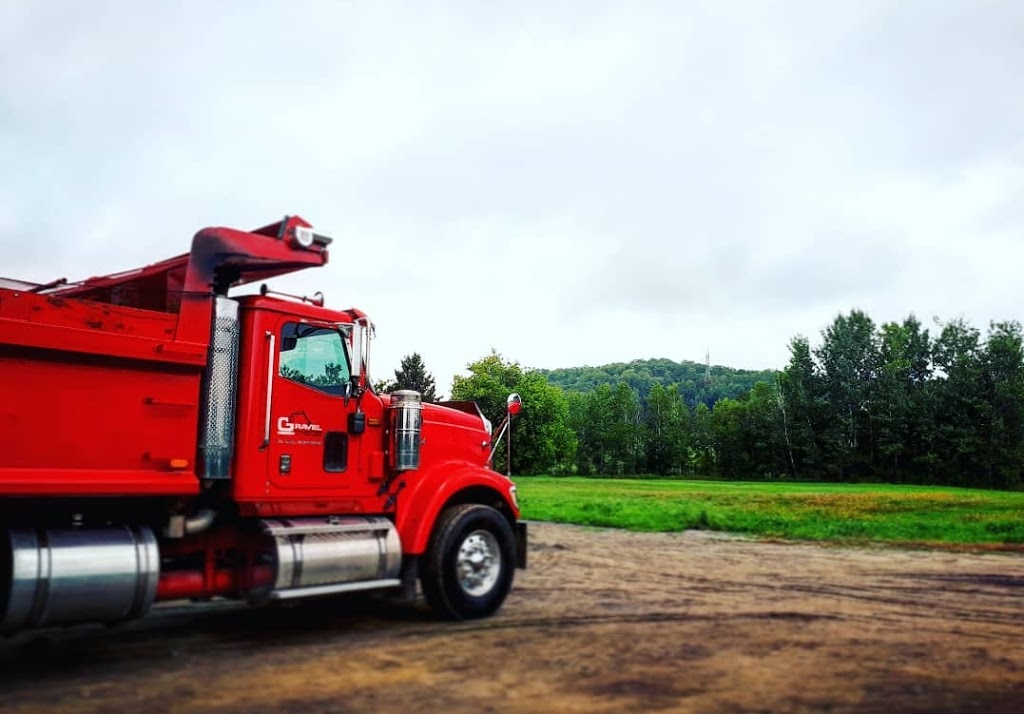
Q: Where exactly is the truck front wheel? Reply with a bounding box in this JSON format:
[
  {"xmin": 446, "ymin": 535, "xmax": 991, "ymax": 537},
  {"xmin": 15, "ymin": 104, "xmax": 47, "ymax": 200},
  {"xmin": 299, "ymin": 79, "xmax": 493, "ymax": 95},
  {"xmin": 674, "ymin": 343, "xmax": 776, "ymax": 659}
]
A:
[{"xmin": 420, "ymin": 504, "xmax": 515, "ymax": 620}]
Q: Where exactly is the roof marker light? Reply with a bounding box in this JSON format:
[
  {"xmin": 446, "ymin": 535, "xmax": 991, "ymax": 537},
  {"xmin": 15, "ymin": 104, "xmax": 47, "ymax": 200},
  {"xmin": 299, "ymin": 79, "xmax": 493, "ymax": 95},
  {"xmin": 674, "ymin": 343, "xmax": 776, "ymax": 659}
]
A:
[{"xmin": 293, "ymin": 226, "xmax": 315, "ymax": 248}]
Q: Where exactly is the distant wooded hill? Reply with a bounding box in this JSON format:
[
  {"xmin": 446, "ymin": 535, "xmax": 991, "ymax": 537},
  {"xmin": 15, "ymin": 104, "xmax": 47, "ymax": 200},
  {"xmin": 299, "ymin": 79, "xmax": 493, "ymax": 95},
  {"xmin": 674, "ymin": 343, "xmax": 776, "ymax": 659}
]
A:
[{"xmin": 537, "ymin": 358, "xmax": 778, "ymax": 407}]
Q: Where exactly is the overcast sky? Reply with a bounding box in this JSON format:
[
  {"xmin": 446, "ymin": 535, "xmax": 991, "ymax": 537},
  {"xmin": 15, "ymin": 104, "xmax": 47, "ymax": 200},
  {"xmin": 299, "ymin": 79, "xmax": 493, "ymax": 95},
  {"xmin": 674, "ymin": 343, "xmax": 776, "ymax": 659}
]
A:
[{"xmin": 3, "ymin": 1, "xmax": 1023, "ymax": 392}]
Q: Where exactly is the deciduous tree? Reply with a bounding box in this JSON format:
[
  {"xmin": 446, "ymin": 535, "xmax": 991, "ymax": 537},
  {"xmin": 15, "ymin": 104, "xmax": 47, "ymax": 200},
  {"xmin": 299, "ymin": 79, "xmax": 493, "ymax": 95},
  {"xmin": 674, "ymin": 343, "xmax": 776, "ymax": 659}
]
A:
[{"xmin": 451, "ymin": 351, "xmax": 576, "ymax": 474}]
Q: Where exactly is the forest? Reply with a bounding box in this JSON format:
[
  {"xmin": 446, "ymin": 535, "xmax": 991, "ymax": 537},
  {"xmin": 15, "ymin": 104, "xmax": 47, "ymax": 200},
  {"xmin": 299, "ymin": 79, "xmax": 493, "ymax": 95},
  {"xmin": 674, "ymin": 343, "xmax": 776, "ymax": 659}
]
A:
[
  {"xmin": 386, "ymin": 309, "xmax": 1024, "ymax": 490},
  {"xmin": 537, "ymin": 358, "xmax": 776, "ymax": 409}
]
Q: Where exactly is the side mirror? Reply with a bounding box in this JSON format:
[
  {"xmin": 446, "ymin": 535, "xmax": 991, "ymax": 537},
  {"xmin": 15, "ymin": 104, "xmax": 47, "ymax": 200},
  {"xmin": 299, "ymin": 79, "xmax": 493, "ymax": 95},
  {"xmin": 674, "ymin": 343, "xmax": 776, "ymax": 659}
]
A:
[
  {"xmin": 507, "ymin": 393, "xmax": 522, "ymax": 416},
  {"xmin": 489, "ymin": 393, "xmax": 523, "ymax": 476}
]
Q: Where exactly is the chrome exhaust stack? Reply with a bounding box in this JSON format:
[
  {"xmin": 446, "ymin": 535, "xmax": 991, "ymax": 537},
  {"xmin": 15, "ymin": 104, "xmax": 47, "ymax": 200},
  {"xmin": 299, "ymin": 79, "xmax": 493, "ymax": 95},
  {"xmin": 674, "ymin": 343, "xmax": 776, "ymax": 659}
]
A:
[{"xmin": 199, "ymin": 296, "xmax": 240, "ymax": 480}]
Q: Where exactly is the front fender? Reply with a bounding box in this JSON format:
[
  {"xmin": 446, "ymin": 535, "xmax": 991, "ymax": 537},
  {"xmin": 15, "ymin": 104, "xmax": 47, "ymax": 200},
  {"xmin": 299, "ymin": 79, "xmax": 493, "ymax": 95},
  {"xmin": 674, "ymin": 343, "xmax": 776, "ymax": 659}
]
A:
[{"xmin": 394, "ymin": 461, "xmax": 519, "ymax": 555}]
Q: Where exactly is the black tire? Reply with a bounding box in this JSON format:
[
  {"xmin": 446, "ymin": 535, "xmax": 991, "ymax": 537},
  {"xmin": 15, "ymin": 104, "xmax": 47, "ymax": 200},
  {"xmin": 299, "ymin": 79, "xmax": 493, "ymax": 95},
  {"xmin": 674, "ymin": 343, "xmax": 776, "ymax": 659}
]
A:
[{"xmin": 420, "ymin": 504, "xmax": 516, "ymax": 620}]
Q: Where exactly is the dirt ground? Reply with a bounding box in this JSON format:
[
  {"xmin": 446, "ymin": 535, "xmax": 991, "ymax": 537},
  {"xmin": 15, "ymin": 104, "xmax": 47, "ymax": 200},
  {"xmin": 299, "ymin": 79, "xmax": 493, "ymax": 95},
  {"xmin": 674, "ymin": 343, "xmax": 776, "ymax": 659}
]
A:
[{"xmin": 2, "ymin": 522, "xmax": 1023, "ymax": 714}]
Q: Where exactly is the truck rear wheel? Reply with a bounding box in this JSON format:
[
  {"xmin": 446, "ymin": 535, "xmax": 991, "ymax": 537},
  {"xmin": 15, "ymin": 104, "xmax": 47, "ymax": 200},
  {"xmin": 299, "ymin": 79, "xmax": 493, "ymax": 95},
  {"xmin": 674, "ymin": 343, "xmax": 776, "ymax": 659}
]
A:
[{"xmin": 420, "ymin": 504, "xmax": 515, "ymax": 620}]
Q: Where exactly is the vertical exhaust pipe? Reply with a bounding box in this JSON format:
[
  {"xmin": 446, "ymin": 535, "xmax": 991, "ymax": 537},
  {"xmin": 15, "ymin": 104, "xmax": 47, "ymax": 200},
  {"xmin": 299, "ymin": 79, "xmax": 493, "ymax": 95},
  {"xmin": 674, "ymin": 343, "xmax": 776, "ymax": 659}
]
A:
[{"xmin": 199, "ymin": 296, "xmax": 240, "ymax": 479}]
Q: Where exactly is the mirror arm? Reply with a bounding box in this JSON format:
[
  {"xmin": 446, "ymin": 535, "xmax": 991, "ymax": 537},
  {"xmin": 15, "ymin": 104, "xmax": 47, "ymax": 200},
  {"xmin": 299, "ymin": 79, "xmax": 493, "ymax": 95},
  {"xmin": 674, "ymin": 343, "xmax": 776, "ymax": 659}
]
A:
[{"xmin": 488, "ymin": 417, "xmax": 511, "ymax": 466}]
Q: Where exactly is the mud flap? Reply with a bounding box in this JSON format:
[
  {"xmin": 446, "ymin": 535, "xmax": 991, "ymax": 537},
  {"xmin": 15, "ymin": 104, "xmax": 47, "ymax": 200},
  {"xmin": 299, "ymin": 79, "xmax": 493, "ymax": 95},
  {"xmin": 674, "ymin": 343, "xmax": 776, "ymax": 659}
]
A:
[
  {"xmin": 515, "ymin": 521, "xmax": 528, "ymax": 569},
  {"xmin": 394, "ymin": 556, "xmax": 419, "ymax": 602}
]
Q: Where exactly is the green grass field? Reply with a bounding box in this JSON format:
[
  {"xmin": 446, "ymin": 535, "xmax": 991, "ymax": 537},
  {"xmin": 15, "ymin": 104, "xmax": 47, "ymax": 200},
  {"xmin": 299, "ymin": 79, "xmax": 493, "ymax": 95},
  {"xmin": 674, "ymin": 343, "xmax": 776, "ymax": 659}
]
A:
[{"xmin": 515, "ymin": 477, "xmax": 1024, "ymax": 546}]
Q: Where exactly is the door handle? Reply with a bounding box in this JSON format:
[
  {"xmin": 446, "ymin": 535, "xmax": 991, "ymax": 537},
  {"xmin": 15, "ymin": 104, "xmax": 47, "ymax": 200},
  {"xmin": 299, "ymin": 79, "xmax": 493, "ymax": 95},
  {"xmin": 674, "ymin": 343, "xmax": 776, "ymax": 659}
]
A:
[{"xmin": 261, "ymin": 331, "xmax": 276, "ymax": 450}]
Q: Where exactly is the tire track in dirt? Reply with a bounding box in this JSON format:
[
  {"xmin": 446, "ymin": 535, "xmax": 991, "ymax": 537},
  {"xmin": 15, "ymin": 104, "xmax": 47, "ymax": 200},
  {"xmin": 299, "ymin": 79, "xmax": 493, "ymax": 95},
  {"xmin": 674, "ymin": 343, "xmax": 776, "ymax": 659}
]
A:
[{"xmin": 2, "ymin": 522, "xmax": 1023, "ymax": 714}]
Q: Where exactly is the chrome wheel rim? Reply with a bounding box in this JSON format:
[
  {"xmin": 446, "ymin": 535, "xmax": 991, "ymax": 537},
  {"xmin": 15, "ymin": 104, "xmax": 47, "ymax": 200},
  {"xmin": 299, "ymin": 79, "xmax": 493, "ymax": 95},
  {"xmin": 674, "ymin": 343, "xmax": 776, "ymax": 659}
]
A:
[{"xmin": 456, "ymin": 530, "xmax": 501, "ymax": 597}]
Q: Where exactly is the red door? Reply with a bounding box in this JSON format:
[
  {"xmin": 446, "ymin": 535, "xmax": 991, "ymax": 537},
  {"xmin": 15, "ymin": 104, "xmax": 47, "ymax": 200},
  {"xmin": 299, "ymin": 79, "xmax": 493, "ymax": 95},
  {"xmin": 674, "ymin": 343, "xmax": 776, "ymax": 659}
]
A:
[{"xmin": 265, "ymin": 317, "xmax": 375, "ymax": 502}]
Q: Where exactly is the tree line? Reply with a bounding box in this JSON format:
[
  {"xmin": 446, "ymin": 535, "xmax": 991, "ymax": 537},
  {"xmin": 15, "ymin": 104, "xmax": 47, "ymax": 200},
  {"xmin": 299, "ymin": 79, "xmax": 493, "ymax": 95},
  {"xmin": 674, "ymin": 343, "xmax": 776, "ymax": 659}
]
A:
[
  {"xmin": 385, "ymin": 310, "xmax": 1024, "ymax": 489},
  {"xmin": 538, "ymin": 358, "xmax": 777, "ymax": 409},
  {"xmin": 774, "ymin": 311, "xmax": 1024, "ymax": 488}
]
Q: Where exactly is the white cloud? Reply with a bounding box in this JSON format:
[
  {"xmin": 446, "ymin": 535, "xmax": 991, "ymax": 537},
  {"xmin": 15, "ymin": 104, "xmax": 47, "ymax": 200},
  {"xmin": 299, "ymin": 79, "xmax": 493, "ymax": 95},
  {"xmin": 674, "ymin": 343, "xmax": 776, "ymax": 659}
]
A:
[{"xmin": 2, "ymin": 0, "xmax": 1023, "ymax": 391}]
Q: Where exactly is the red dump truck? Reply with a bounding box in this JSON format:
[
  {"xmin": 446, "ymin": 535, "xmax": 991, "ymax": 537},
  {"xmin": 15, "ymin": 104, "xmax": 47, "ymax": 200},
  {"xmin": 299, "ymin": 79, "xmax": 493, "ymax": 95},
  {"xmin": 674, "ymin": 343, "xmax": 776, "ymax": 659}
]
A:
[{"xmin": 0, "ymin": 216, "xmax": 525, "ymax": 632}]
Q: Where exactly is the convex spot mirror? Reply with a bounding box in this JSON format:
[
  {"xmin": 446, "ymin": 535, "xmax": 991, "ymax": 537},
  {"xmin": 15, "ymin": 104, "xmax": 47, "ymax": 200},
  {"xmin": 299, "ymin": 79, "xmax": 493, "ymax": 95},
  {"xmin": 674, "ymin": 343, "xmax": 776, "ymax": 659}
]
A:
[{"xmin": 507, "ymin": 393, "xmax": 522, "ymax": 416}]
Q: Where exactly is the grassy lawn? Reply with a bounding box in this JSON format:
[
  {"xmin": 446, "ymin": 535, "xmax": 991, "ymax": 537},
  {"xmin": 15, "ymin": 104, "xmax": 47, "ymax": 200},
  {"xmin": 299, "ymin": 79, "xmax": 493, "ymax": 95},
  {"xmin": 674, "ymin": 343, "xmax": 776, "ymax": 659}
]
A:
[{"xmin": 515, "ymin": 476, "xmax": 1024, "ymax": 546}]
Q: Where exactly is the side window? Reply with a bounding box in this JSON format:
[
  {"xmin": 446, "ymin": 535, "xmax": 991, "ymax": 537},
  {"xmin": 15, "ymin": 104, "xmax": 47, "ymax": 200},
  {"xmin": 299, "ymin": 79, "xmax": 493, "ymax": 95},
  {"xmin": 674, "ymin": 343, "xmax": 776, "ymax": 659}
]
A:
[{"xmin": 279, "ymin": 323, "xmax": 351, "ymax": 396}]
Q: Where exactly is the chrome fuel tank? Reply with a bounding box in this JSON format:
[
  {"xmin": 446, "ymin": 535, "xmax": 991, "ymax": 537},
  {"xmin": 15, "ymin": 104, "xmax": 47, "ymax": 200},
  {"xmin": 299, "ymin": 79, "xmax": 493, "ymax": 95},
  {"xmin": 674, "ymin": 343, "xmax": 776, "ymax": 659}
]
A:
[
  {"xmin": 1, "ymin": 525, "xmax": 159, "ymax": 631},
  {"xmin": 258, "ymin": 516, "xmax": 402, "ymax": 600}
]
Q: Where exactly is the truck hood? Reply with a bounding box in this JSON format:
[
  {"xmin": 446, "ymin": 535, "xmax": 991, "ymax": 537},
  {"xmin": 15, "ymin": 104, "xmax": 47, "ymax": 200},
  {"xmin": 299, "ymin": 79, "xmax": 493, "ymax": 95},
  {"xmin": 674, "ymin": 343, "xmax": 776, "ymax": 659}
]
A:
[{"xmin": 421, "ymin": 401, "xmax": 490, "ymax": 433}]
